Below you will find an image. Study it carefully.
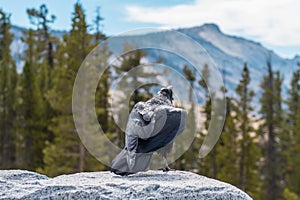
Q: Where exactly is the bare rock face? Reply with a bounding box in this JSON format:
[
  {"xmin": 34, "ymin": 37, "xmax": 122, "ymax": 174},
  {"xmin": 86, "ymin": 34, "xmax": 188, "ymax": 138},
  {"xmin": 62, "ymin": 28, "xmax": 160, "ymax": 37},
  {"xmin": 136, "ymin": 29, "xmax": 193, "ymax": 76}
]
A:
[{"xmin": 0, "ymin": 170, "xmax": 252, "ymax": 200}]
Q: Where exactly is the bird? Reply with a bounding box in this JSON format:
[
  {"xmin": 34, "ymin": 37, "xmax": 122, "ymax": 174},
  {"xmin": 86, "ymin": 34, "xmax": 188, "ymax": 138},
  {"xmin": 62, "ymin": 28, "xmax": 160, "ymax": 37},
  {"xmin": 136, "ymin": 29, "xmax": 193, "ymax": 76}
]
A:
[{"xmin": 111, "ymin": 86, "xmax": 187, "ymax": 176}]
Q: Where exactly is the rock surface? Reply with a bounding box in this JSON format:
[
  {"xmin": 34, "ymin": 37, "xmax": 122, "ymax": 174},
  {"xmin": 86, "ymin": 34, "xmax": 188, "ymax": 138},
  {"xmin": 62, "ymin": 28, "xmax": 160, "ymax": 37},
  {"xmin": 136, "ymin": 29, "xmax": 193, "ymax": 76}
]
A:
[{"xmin": 0, "ymin": 170, "xmax": 252, "ymax": 200}]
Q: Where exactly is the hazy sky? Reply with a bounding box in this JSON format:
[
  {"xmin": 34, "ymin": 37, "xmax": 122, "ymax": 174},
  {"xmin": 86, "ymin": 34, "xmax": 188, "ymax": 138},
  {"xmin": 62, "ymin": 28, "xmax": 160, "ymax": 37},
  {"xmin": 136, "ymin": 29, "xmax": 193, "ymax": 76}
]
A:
[{"xmin": 1, "ymin": 0, "xmax": 299, "ymax": 58}]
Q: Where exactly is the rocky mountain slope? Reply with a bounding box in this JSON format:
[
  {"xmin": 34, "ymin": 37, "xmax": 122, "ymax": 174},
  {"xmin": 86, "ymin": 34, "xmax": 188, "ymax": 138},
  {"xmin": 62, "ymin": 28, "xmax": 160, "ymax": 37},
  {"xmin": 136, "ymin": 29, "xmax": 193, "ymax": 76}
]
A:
[{"xmin": 10, "ymin": 24, "xmax": 299, "ymax": 99}]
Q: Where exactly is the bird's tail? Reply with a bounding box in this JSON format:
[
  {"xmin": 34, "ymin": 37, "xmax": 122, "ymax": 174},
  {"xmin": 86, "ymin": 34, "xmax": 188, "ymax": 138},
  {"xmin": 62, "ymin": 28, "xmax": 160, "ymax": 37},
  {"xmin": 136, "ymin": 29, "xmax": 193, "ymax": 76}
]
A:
[{"xmin": 111, "ymin": 149, "xmax": 152, "ymax": 176}]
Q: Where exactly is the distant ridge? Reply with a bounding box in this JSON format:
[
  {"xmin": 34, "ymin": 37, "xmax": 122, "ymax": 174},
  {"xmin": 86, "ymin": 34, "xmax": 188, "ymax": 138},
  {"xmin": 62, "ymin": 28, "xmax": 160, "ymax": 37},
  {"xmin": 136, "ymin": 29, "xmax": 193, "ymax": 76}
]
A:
[{"xmin": 9, "ymin": 23, "xmax": 300, "ymax": 100}]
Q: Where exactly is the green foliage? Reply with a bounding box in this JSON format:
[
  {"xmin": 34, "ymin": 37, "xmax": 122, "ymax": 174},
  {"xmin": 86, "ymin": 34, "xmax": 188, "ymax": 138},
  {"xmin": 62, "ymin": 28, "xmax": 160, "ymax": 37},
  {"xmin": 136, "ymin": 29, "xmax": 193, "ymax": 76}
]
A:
[
  {"xmin": 171, "ymin": 65, "xmax": 199, "ymax": 172},
  {"xmin": 259, "ymin": 59, "xmax": 284, "ymax": 200},
  {"xmin": 15, "ymin": 62, "xmax": 45, "ymax": 170},
  {"xmin": 27, "ymin": 4, "xmax": 56, "ymax": 68},
  {"xmin": 96, "ymin": 68, "xmax": 110, "ymax": 133},
  {"xmin": 199, "ymin": 64, "xmax": 261, "ymax": 199},
  {"xmin": 13, "ymin": 5, "xmax": 58, "ymax": 171},
  {"xmin": 197, "ymin": 64, "xmax": 216, "ymax": 178},
  {"xmin": 0, "ymin": 9, "xmax": 17, "ymax": 168},
  {"xmin": 183, "ymin": 65, "xmax": 196, "ymax": 83},
  {"xmin": 21, "ymin": 5, "xmax": 57, "ymax": 146},
  {"xmin": 285, "ymin": 65, "xmax": 300, "ymax": 196},
  {"xmin": 234, "ymin": 64, "xmax": 261, "ymax": 199},
  {"xmin": 93, "ymin": 7, "xmax": 105, "ymax": 41},
  {"xmin": 40, "ymin": 2, "xmax": 108, "ymax": 176},
  {"xmin": 284, "ymin": 188, "xmax": 300, "ymax": 200},
  {"xmin": 216, "ymin": 98, "xmax": 239, "ymax": 185}
]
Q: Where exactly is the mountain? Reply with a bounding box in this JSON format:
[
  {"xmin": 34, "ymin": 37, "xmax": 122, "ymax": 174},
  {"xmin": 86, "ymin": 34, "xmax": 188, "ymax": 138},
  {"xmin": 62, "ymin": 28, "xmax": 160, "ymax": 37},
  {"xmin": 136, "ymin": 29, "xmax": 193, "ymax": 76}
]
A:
[
  {"xmin": 9, "ymin": 24, "xmax": 300, "ymax": 101},
  {"xmin": 178, "ymin": 24, "xmax": 299, "ymax": 96},
  {"xmin": 107, "ymin": 24, "xmax": 299, "ymax": 104}
]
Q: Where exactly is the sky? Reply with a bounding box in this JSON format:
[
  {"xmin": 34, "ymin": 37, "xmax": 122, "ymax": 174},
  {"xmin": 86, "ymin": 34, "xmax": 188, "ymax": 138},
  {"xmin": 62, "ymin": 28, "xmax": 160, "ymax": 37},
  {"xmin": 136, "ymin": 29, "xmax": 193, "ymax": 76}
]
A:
[{"xmin": 1, "ymin": 0, "xmax": 299, "ymax": 58}]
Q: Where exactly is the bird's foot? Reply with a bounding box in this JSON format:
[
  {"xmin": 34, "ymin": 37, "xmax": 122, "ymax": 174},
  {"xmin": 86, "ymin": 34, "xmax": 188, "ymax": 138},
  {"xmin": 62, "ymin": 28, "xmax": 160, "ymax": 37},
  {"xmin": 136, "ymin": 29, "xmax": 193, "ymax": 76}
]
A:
[{"xmin": 160, "ymin": 166, "xmax": 175, "ymax": 172}]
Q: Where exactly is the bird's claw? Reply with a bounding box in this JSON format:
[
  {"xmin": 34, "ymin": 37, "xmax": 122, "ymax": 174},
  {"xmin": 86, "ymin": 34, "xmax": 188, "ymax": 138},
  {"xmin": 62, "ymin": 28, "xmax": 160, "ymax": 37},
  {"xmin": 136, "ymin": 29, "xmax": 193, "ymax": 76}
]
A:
[
  {"xmin": 163, "ymin": 167, "xmax": 170, "ymax": 172},
  {"xmin": 160, "ymin": 166, "xmax": 175, "ymax": 172}
]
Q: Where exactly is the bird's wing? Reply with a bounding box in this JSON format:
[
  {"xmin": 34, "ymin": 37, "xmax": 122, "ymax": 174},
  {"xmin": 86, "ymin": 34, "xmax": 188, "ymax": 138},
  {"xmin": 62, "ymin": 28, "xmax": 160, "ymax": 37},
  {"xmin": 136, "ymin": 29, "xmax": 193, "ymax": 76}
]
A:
[
  {"xmin": 136, "ymin": 105, "xmax": 170, "ymax": 139},
  {"xmin": 124, "ymin": 105, "xmax": 168, "ymax": 169},
  {"xmin": 137, "ymin": 107, "xmax": 187, "ymax": 154},
  {"xmin": 125, "ymin": 105, "xmax": 164, "ymax": 140}
]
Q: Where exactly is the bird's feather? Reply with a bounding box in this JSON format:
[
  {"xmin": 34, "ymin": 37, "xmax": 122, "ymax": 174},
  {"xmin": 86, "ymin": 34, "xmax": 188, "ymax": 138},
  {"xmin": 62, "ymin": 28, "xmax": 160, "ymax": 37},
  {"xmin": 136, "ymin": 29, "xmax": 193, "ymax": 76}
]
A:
[{"xmin": 111, "ymin": 87, "xmax": 187, "ymax": 176}]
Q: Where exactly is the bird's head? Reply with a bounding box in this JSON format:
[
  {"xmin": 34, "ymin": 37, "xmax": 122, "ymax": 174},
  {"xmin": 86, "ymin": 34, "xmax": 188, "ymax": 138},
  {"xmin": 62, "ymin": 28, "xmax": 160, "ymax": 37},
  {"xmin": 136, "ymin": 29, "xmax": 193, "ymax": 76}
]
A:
[{"xmin": 159, "ymin": 86, "xmax": 174, "ymax": 102}]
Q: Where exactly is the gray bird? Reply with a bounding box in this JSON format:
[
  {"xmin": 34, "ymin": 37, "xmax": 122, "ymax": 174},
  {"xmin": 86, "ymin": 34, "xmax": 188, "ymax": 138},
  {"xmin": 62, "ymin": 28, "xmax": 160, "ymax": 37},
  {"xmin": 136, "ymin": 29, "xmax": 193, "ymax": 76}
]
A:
[{"xmin": 111, "ymin": 86, "xmax": 187, "ymax": 176}]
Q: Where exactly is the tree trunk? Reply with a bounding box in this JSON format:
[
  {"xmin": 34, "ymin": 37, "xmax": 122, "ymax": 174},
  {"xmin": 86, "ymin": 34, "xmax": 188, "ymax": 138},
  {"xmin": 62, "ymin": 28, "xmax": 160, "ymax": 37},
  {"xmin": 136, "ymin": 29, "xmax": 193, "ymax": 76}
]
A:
[{"xmin": 79, "ymin": 143, "xmax": 85, "ymax": 172}]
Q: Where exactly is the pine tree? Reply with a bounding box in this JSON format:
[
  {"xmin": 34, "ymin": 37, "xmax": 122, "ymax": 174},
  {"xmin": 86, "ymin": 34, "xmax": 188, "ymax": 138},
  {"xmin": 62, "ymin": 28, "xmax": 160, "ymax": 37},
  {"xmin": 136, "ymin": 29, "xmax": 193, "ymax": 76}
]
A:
[
  {"xmin": 15, "ymin": 62, "xmax": 44, "ymax": 170},
  {"xmin": 198, "ymin": 64, "xmax": 211, "ymax": 134},
  {"xmin": 41, "ymin": 3, "xmax": 108, "ymax": 176},
  {"xmin": 16, "ymin": 16, "xmax": 52, "ymax": 170},
  {"xmin": 234, "ymin": 64, "xmax": 261, "ymax": 198},
  {"xmin": 216, "ymin": 98, "xmax": 239, "ymax": 186},
  {"xmin": 95, "ymin": 61, "xmax": 111, "ymax": 134},
  {"xmin": 286, "ymin": 64, "xmax": 300, "ymax": 196},
  {"xmin": 259, "ymin": 58, "xmax": 284, "ymax": 199},
  {"xmin": 93, "ymin": 12, "xmax": 110, "ymax": 134},
  {"xmin": 198, "ymin": 64, "xmax": 218, "ymax": 178},
  {"xmin": 27, "ymin": 4, "xmax": 56, "ymax": 69},
  {"xmin": 173, "ymin": 65, "xmax": 197, "ymax": 171},
  {"xmin": 198, "ymin": 64, "xmax": 220, "ymax": 178},
  {"xmin": 93, "ymin": 7, "xmax": 105, "ymax": 41},
  {"xmin": 26, "ymin": 4, "xmax": 57, "ymax": 143},
  {"xmin": 0, "ymin": 10, "xmax": 17, "ymax": 168},
  {"xmin": 183, "ymin": 65, "xmax": 196, "ymax": 100}
]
